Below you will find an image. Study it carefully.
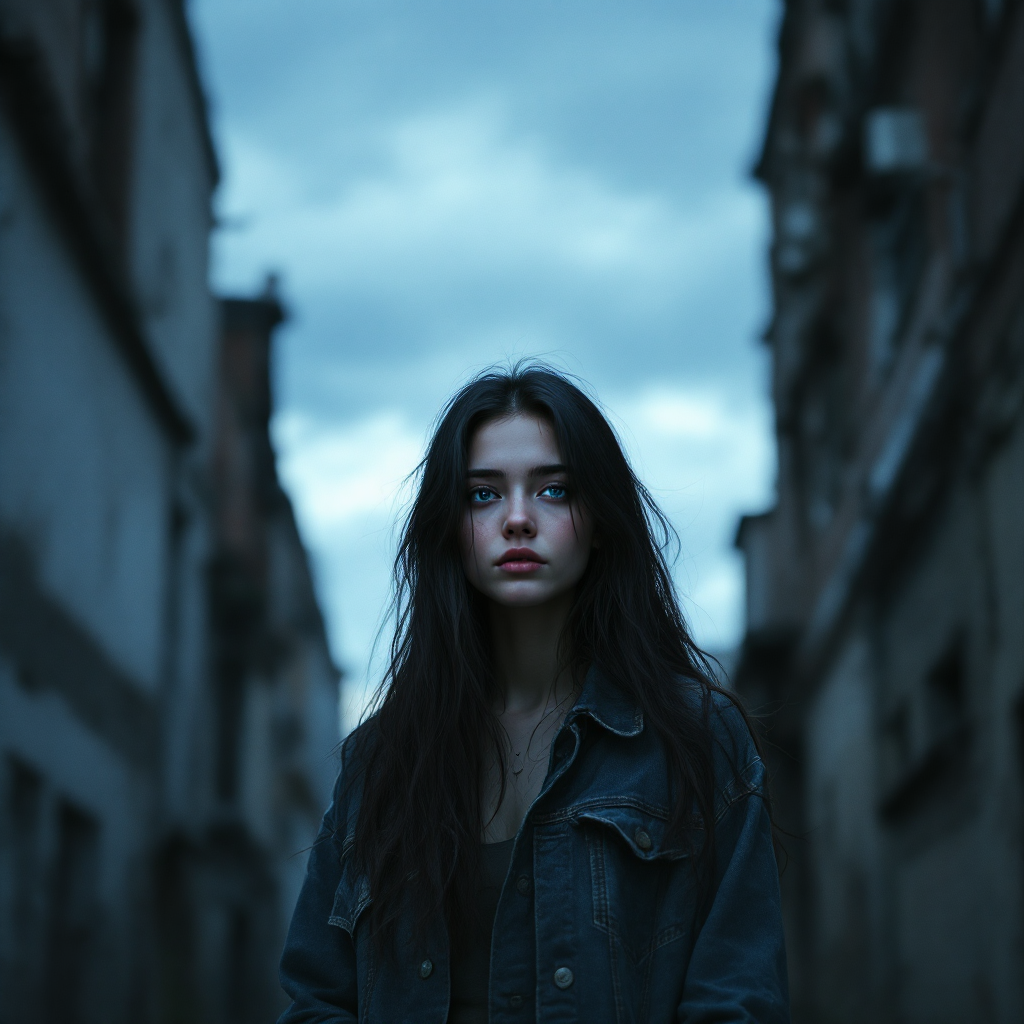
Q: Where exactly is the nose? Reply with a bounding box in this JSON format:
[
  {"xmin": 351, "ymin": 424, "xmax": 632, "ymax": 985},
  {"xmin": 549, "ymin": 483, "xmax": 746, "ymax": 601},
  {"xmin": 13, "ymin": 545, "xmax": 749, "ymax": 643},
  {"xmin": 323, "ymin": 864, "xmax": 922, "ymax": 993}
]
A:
[{"xmin": 502, "ymin": 491, "xmax": 536, "ymax": 539}]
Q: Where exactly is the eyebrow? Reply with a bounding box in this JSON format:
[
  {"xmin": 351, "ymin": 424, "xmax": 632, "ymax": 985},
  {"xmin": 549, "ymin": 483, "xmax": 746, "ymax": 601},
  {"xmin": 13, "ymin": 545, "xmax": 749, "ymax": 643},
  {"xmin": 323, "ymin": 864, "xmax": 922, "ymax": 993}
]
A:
[{"xmin": 466, "ymin": 463, "xmax": 568, "ymax": 479}]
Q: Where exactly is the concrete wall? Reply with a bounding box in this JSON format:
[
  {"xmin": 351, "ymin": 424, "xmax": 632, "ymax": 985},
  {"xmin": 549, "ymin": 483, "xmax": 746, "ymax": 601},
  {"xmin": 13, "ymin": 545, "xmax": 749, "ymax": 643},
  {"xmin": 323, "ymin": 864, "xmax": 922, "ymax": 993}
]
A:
[
  {"xmin": 129, "ymin": 0, "xmax": 219, "ymax": 431},
  {"xmin": 803, "ymin": 632, "xmax": 884, "ymax": 1023},
  {"xmin": 0, "ymin": 120, "xmax": 172, "ymax": 692},
  {"xmin": 736, "ymin": 1, "xmax": 1024, "ymax": 1020},
  {"xmin": 0, "ymin": 2, "xmax": 340, "ymax": 1021}
]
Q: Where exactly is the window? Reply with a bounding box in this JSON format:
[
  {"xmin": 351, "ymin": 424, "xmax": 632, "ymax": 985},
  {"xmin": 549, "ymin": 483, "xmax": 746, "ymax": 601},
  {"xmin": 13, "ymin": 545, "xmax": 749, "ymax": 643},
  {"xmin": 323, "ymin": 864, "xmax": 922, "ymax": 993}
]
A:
[
  {"xmin": 45, "ymin": 802, "xmax": 100, "ymax": 1024},
  {"xmin": 924, "ymin": 640, "xmax": 967, "ymax": 743},
  {"xmin": 80, "ymin": 0, "xmax": 139, "ymax": 245},
  {"xmin": 879, "ymin": 636, "xmax": 970, "ymax": 819},
  {"xmin": 861, "ymin": 3, "xmax": 931, "ymax": 375},
  {"xmin": 867, "ymin": 181, "xmax": 928, "ymax": 374},
  {"xmin": 216, "ymin": 667, "xmax": 245, "ymax": 803},
  {"xmin": 796, "ymin": 325, "xmax": 848, "ymax": 533},
  {"xmin": 6, "ymin": 759, "xmax": 44, "ymax": 1018},
  {"xmin": 225, "ymin": 909, "xmax": 249, "ymax": 1024}
]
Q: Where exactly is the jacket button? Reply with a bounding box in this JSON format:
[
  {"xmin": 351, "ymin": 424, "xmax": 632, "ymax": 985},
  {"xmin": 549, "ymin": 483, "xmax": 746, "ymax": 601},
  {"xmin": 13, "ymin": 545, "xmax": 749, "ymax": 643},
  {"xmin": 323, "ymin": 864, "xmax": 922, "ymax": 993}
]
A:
[
  {"xmin": 509, "ymin": 994, "xmax": 523, "ymax": 1008},
  {"xmin": 419, "ymin": 959, "xmax": 433, "ymax": 979},
  {"xmin": 516, "ymin": 875, "xmax": 532, "ymax": 896},
  {"xmin": 553, "ymin": 966, "xmax": 574, "ymax": 989},
  {"xmin": 635, "ymin": 828, "xmax": 652, "ymax": 851}
]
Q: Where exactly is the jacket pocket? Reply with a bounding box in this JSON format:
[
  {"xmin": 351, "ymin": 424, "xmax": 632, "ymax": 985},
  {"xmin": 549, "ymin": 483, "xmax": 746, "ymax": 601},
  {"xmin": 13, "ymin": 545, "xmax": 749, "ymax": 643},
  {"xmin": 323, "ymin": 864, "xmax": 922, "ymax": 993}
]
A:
[{"xmin": 580, "ymin": 804, "xmax": 698, "ymax": 965}]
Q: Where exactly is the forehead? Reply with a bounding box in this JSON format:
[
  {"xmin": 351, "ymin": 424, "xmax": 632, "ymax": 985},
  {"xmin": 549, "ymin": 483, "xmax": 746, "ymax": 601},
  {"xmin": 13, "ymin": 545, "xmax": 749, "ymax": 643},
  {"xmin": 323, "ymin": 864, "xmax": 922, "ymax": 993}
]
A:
[{"xmin": 468, "ymin": 414, "xmax": 561, "ymax": 467}]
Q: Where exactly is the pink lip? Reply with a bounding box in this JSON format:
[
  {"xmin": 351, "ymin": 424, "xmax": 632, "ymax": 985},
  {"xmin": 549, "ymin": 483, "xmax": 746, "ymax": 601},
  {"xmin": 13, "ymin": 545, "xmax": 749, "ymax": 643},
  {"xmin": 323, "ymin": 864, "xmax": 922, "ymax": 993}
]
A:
[{"xmin": 496, "ymin": 548, "xmax": 546, "ymax": 573}]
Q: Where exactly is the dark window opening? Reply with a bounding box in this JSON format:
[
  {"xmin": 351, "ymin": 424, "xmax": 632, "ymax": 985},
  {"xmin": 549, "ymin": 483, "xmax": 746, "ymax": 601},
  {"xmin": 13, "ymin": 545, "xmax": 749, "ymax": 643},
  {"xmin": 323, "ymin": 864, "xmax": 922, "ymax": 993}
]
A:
[
  {"xmin": 154, "ymin": 840, "xmax": 200, "ymax": 1024},
  {"xmin": 225, "ymin": 908, "xmax": 249, "ymax": 1024},
  {"xmin": 883, "ymin": 701, "xmax": 912, "ymax": 776},
  {"xmin": 216, "ymin": 667, "xmax": 245, "ymax": 803},
  {"xmin": 867, "ymin": 183, "xmax": 928, "ymax": 373},
  {"xmin": 864, "ymin": 0, "xmax": 929, "ymax": 375},
  {"xmin": 1016, "ymin": 697, "xmax": 1024, "ymax": 900},
  {"xmin": 6, "ymin": 758, "xmax": 45, "ymax": 1019},
  {"xmin": 209, "ymin": 557, "xmax": 260, "ymax": 806},
  {"xmin": 925, "ymin": 638, "xmax": 967, "ymax": 742},
  {"xmin": 880, "ymin": 637, "xmax": 972, "ymax": 819},
  {"xmin": 795, "ymin": 325, "xmax": 848, "ymax": 533},
  {"xmin": 80, "ymin": 0, "xmax": 139, "ymax": 247},
  {"xmin": 44, "ymin": 802, "xmax": 100, "ymax": 1024},
  {"xmin": 873, "ymin": 0, "xmax": 917, "ymax": 107},
  {"xmin": 797, "ymin": 78, "xmax": 829, "ymax": 141},
  {"xmin": 797, "ymin": 76, "xmax": 843, "ymax": 160}
]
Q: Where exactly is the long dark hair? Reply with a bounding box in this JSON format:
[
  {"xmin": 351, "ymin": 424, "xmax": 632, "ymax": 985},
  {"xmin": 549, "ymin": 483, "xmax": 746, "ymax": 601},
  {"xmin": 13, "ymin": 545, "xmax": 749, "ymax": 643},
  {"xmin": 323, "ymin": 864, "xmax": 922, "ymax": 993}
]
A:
[{"xmin": 349, "ymin": 363, "xmax": 758, "ymax": 943}]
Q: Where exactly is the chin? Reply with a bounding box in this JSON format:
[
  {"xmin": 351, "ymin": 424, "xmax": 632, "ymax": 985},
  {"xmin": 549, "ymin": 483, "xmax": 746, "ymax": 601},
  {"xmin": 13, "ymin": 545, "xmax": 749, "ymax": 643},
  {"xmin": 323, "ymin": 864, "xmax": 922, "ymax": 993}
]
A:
[{"xmin": 488, "ymin": 585, "xmax": 566, "ymax": 608}]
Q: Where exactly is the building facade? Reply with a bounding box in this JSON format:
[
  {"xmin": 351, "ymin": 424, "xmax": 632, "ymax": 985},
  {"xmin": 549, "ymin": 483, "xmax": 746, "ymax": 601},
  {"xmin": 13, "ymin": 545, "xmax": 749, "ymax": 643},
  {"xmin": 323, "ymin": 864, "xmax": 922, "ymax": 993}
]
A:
[
  {"xmin": 736, "ymin": 1, "xmax": 1024, "ymax": 1022},
  {"xmin": 0, "ymin": 3, "xmax": 339, "ymax": 1022}
]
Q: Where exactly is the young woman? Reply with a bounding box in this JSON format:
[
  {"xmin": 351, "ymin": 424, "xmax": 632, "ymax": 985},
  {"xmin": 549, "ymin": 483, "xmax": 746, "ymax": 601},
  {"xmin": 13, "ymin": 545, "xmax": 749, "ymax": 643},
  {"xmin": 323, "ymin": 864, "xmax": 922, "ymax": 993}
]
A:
[{"xmin": 279, "ymin": 365, "xmax": 789, "ymax": 1024}]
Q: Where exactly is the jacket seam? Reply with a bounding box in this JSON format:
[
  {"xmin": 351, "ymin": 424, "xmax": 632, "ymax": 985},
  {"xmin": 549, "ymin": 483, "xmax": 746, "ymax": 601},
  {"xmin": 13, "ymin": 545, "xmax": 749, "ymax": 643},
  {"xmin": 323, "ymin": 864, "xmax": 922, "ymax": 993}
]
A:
[
  {"xmin": 713, "ymin": 754, "xmax": 765, "ymax": 823},
  {"xmin": 533, "ymin": 795, "xmax": 672, "ymax": 825}
]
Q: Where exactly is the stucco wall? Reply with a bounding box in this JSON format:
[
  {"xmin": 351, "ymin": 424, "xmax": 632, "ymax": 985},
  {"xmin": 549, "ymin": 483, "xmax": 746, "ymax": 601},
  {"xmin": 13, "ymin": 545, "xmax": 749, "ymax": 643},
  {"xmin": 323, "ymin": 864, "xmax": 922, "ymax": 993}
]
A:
[{"xmin": 0, "ymin": 114, "xmax": 172, "ymax": 693}]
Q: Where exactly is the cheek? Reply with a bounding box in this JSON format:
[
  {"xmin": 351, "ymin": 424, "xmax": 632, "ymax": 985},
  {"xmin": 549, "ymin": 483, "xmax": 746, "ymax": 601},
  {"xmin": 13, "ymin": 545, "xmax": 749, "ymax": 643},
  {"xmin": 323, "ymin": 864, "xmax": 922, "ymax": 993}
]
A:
[{"xmin": 549, "ymin": 510, "xmax": 594, "ymax": 570}]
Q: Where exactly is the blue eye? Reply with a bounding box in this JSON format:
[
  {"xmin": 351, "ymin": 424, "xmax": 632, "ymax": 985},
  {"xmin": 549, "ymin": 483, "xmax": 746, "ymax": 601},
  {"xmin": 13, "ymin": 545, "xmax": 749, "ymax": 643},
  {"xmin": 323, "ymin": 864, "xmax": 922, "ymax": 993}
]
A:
[
  {"xmin": 469, "ymin": 487, "xmax": 499, "ymax": 503},
  {"xmin": 540, "ymin": 484, "xmax": 568, "ymax": 500}
]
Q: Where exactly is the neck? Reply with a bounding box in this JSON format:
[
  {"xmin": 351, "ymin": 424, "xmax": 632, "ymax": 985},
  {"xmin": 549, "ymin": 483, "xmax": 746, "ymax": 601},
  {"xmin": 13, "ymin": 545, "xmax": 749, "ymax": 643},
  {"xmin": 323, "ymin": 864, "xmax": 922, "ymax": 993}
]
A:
[{"xmin": 488, "ymin": 591, "xmax": 575, "ymax": 714}]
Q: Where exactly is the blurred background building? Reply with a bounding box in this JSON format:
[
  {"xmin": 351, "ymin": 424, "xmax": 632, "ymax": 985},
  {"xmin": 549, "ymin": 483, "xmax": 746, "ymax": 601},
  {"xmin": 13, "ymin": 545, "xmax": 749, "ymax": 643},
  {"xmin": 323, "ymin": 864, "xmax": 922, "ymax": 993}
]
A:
[
  {"xmin": 736, "ymin": 0, "xmax": 1023, "ymax": 1021},
  {"xmin": 2, "ymin": 0, "xmax": 1022, "ymax": 1020},
  {"xmin": 0, "ymin": 2, "xmax": 339, "ymax": 1022}
]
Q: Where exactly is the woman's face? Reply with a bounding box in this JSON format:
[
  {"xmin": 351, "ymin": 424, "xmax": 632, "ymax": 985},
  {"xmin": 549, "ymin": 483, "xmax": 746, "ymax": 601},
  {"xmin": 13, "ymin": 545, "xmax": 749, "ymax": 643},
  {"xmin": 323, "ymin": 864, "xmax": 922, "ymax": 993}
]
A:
[{"xmin": 460, "ymin": 413, "xmax": 595, "ymax": 608}]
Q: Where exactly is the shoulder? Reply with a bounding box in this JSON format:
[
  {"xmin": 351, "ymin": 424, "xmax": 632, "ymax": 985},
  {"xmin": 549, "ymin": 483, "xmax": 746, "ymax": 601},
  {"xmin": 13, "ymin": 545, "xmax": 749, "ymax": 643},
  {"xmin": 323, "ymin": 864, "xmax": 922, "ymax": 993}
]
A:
[
  {"xmin": 705, "ymin": 688, "xmax": 767, "ymax": 819},
  {"xmin": 338, "ymin": 715, "xmax": 379, "ymax": 771},
  {"xmin": 674, "ymin": 677, "xmax": 758, "ymax": 761},
  {"xmin": 672, "ymin": 679, "xmax": 765, "ymax": 810},
  {"xmin": 326, "ymin": 717, "xmax": 380, "ymax": 838},
  {"xmin": 706, "ymin": 689, "xmax": 758, "ymax": 761},
  {"xmin": 629, "ymin": 676, "xmax": 765, "ymax": 818}
]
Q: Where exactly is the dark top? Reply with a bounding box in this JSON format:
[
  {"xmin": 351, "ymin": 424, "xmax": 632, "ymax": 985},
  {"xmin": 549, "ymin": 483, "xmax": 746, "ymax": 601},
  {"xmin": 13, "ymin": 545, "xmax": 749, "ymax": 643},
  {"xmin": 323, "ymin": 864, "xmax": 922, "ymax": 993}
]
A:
[
  {"xmin": 278, "ymin": 671, "xmax": 789, "ymax": 1024},
  {"xmin": 447, "ymin": 838, "xmax": 516, "ymax": 1024}
]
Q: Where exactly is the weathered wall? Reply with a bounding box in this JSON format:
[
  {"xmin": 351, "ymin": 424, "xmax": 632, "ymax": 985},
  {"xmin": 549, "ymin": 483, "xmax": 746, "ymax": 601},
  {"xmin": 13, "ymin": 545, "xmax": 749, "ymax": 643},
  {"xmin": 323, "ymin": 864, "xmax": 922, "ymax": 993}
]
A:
[
  {"xmin": 0, "ymin": 3, "xmax": 340, "ymax": 1021},
  {"xmin": 736, "ymin": 1, "xmax": 1024, "ymax": 1021}
]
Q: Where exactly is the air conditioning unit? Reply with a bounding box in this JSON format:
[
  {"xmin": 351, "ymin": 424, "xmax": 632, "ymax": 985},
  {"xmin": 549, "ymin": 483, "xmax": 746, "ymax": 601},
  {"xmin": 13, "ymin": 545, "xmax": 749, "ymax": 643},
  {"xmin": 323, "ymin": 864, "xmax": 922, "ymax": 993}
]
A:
[{"xmin": 864, "ymin": 107, "xmax": 928, "ymax": 174}]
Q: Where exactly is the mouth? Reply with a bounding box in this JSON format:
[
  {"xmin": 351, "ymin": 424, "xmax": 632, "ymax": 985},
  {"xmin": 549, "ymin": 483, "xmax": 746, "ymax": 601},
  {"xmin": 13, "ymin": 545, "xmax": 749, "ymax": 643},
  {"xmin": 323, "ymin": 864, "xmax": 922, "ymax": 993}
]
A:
[{"xmin": 496, "ymin": 548, "xmax": 546, "ymax": 574}]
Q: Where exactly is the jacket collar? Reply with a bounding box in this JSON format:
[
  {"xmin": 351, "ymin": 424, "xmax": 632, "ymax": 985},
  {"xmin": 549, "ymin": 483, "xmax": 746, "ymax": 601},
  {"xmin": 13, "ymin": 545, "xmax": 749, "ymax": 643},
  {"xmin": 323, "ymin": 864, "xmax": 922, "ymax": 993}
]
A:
[{"xmin": 570, "ymin": 664, "xmax": 644, "ymax": 738}]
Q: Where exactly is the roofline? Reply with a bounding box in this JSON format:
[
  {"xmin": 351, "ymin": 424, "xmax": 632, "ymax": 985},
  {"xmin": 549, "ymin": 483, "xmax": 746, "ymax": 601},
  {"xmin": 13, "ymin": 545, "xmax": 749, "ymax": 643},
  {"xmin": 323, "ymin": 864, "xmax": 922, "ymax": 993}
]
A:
[
  {"xmin": 734, "ymin": 509, "xmax": 774, "ymax": 551},
  {"xmin": 753, "ymin": 1, "xmax": 796, "ymax": 183}
]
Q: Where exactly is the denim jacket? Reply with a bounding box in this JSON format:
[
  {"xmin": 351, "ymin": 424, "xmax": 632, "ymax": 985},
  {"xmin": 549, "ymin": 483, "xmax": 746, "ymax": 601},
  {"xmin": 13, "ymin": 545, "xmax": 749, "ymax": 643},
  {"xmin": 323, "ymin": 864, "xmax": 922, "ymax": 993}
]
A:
[{"xmin": 278, "ymin": 668, "xmax": 790, "ymax": 1023}]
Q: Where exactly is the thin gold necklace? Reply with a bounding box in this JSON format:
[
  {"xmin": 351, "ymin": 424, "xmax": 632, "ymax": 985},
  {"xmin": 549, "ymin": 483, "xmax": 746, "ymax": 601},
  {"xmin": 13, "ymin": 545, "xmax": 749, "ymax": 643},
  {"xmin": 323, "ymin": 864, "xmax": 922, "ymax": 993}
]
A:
[{"xmin": 507, "ymin": 686, "xmax": 574, "ymax": 778}]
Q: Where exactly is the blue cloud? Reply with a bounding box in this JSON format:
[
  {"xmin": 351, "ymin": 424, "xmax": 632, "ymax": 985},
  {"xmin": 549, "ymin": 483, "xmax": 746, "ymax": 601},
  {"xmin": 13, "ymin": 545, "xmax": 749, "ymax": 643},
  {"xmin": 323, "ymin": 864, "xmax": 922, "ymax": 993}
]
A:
[{"xmin": 190, "ymin": 0, "xmax": 780, "ymax": 701}]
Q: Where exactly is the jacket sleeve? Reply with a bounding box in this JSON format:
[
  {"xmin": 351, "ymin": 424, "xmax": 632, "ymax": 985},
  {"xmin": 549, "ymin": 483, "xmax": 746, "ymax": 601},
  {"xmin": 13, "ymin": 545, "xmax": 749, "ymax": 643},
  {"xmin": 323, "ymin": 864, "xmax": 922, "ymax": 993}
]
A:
[
  {"xmin": 277, "ymin": 773, "xmax": 359, "ymax": 1024},
  {"xmin": 677, "ymin": 704, "xmax": 790, "ymax": 1023}
]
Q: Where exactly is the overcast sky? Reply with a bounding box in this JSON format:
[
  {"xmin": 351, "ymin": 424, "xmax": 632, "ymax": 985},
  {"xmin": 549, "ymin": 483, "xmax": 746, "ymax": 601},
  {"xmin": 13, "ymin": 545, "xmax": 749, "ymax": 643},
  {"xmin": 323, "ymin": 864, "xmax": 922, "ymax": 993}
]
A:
[{"xmin": 189, "ymin": 0, "xmax": 780, "ymax": 728}]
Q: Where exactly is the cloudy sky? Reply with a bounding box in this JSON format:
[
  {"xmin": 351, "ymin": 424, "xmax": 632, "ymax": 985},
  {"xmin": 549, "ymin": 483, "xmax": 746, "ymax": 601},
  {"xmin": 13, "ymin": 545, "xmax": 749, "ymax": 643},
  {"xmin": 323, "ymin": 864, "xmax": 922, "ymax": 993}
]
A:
[{"xmin": 189, "ymin": 0, "xmax": 780, "ymax": 728}]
